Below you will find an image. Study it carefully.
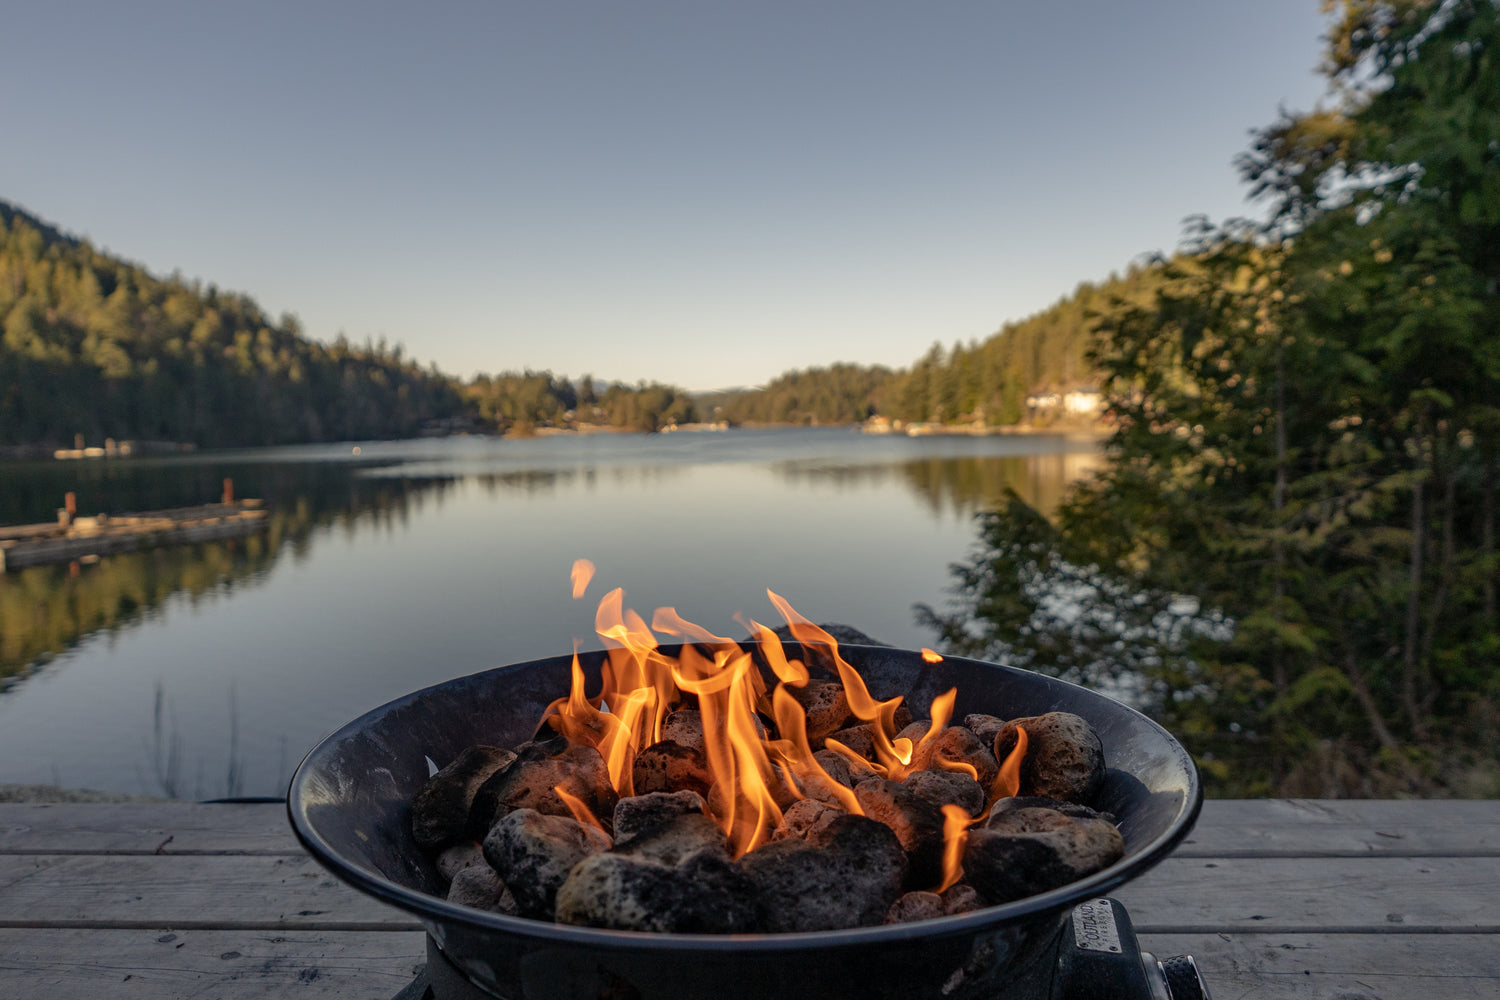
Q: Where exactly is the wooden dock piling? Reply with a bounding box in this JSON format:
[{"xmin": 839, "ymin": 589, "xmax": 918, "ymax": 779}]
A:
[{"xmin": 0, "ymin": 496, "xmax": 270, "ymax": 572}]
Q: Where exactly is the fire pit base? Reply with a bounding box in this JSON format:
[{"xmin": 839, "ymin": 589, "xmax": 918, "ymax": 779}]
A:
[{"xmin": 396, "ymin": 898, "xmax": 1208, "ymax": 1000}]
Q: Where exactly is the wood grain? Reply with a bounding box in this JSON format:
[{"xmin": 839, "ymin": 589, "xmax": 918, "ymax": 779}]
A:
[
  {"xmin": 1, "ymin": 800, "xmax": 1497, "ymax": 999},
  {"xmin": 1138, "ymin": 933, "xmax": 1500, "ymax": 999},
  {"xmin": 0, "ymin": 928, "xmax": 425, "ymax": 1000}
]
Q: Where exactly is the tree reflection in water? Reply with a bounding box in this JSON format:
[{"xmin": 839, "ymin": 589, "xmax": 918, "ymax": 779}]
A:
[{"xmin": 0, "ymin": 469, "xmax": 457, "ymax": 691}]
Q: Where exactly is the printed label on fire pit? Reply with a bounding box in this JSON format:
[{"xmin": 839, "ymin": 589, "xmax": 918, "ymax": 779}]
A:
[{"xmin": 1072, "ymin": 898, "xmax": 1122, "ymax": 953}]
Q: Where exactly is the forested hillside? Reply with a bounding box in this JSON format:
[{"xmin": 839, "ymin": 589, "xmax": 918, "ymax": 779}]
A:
[
  {"xmin": 0, "ymin": 202, "xmax": 702, "ymax": 446},
  {"xmin": 718, "ymin": 363, "xmax": 893, "ymax": 425},
  {"xmin": 719, "ymin": 265, "xmax": 1163, "ymax": 427},
  {"xmin": 0, "ymin": 202, "xmax": 464, "ymax": 447}
]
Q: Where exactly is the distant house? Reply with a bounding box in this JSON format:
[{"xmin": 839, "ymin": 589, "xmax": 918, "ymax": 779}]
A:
[{"xmin": 1026, "ymin": 385, "xmax": 1102, "ymax": 417}]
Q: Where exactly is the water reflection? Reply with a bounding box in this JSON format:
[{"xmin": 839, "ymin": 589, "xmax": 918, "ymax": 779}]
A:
[
  {"xmin": 0, "ymin": 431, "xmax": 1102, "ymax": 798},
  {"xmin": 1, "ymin": 472, "xmax": 457, "ymax": 688},
  {"xmin": 772, "ymin": 450, "xmax": 1105, "ymax": 519}
]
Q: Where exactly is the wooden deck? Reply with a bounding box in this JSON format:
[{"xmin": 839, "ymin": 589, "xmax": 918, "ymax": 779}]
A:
[{"xmin": 0, "ymin": 799, "xmax": 1495, "ymax": 998}]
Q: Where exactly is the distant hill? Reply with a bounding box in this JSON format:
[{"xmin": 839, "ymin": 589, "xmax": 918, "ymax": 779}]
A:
[
  {"xmin": 711, "ymin": 264, "xmax": 1164, "ymax": 428},
  {"xmin": 0, "ymin": 200, "xmax": 464, "ymax": 449},
  {"xmin": 1, "ymin": 196, "xmax": 1164, "ymax": 448}
]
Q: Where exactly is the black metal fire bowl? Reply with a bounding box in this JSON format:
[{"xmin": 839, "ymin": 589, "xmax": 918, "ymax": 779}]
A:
[{"xmin": 288, "ymin": 644, "xmax": 1201, "ymax": 1000}]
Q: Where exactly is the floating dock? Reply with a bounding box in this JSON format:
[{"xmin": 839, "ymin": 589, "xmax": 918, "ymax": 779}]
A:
[{"xmin": 0, "ymin": 494, "xmax": 269, "ymax": 572}]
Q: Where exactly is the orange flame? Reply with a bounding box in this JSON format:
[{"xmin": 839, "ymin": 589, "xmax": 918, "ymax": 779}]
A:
[
  {"xmin": 989, "ymin": 725, "xmax": 1028, "ymax": 806},
  {"xmin": 545, "ymin": 566, "xmax": 1012, "ymax": 860},
  {"xmin": 571, "ymin": 559, "xmax": 595, "ymax": 599},
  {"xmin": 553, "ymin": 783, "xmax": 607, "ymax": 833},
  {"xmin": 921, "ymin": 648, "xmax": 944, "ymax": 663},
  {"xmin": 937, "ymin": 803, "xmax": 975, "ymax": 892}
]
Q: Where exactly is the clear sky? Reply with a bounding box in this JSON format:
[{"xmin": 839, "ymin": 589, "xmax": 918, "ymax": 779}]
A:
[{"xmin": 3, "ymin": 1, "xmax": 1330, "ymax": 391}]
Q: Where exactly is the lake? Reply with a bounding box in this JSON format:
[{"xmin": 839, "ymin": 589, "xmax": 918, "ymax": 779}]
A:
[{"xmin": 0, "ymin": 428, "xmax": 1101, "ymax": 799}]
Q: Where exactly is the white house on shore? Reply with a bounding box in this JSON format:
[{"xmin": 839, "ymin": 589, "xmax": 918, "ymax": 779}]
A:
[{"xmin": 1025, "ymin": 385, "xmax": 1103, "ymax": 416}]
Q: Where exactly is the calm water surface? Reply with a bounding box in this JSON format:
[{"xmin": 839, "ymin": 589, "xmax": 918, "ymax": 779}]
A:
[{"xmin": 0, "ymin": 428, "xmax": 1100, "ymax": 799}]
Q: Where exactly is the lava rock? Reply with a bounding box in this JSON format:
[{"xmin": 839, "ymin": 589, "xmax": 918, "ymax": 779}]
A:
[
  {"xmin": 963, "ymin": 801, "xmax": 1123, "ymax": 905},
  {"xmin": 660, "ymin": 709, "xmax": 706, "ymax": 754},
  {"xmin": 942, "ymin": 884, "xmax": 984, "ymax": 915},
  {"xmin": 435, "ymin": 841, "xmax": 487, "ymax": 882},
  {"xmin": 481, "ymin": 808, "xmax": 612, "ymax": 919},
  {"xmin": 766, "ymin": 622, "xmax": 889, "ymax": 650},
  {"xmin": 630, "ymin": 740, "xmax": 713, "ymax": 798},
  {"xmin": 468, "ymin": 742, "xmax": 617, "ymax": 839},
  {"xmin": 412, "ymin": 745, "xmax": 515, "ymax": 851},
  {"xmin": 446, "ymin": 863, "xmax": 506, "ymax": 911},
  {"xmin": 613, "ymin": 809, "xmax": 728, "ymax": 867},
  {"xmin": 739, "ymin": 814, "xmax": 907, "ymax": 932},
  {"xmin": 786, "ymin": 680, "xmax": 849, "ymax": 742},
  {"xmin": 772, "ymin": 797, "xmax": 845, "ymax": 841},
  {"xmin": 814, "ymin": 748, "xmax": 878, "ymax": 788},
  {"xmin": 961, "ymin": 714, "xmax": 1008, "ymax": 746},
  {"xmin": 885, "ymin": 890, "xmax": 945, "ymax": 924},
  {"xmin": 992, "ymin": 713, "xmax": 1105, "ymax": 804},
  {"xmin": 555, "ymin": 849, "xmax": 758, "ymax": 933},
  {"xmin": 904, "ymin": 725, "xmax": 1000, "ymax": 791},
  {"xmin": 904, "ymin": 769, "xmax": 985, "ymax": 818},
  {"xmin": 854, "ymin": 778, "xmax": 945, "ymax": 888},
  {"xmin": 612, "ymin": 790, "xmax": 708, "ymax": 846},
  {"xmin": 990, "ymin": 796, "xmax": 1116, "ymax": 823},
  {"xmin": 824, "ymin": 724, "xmax": 877, "ymax": 759}
]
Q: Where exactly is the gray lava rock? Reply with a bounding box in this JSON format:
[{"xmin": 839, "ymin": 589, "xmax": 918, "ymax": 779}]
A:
[
  {"xmin": 824, "ymin": 724, "xmax": 876, "ymax": 759},
  {"xmin": 963, "ymin": 800, "xmax": 1123, "ymax": 905},
  {"xmin": 468, "ymin": 742, "xmax": 617, "ymax": 839},
  {"xmin": 905, "ymin": 725, "xmax": 1000, "ymax": 791},
  {"xmin": 481, "ymin": 808, "xmax": 612, "ymax": 919},
  {"xmin": 435, "ymin": 841, "xmax": 487, "ymax": 883},
  {"xmin": 992, "ymin": 712, "xmax": 1105, "ymax": 805},
  {"xmin": 613, "ymin": 810, "xmax": 727, "ymax": 867},
  {"xmin": 772, "ymin": 797, "xmax": 845, "ymax": 841},
  {"xmin": 446, "ymin": 863, "xmax": 506, "ymax": 911},
  {"xmin": 961, "ymin": 714, "xmax": 1008, "ymax": 746},
  {"xmin": 739, "ymin": 814, "xmax": 907, "ymax": 932},
  {"xmin": 854, "ymin": 778, "xmax": 945, "ymax": 889},
  {"xmin": 555, "ymin": 849, "xmax": 758, "ymax": 933},
  {"xmin": 630, "ymin": 740, "xmax": 713, "ymax": 798},
  {"xmin": 766, "ymin": 623, "xmax": 889, "ymax": 649},
  {"xmin": 814, "ymin": 748, "xmax": 878, "ymax": 788},
  {"xmin": 942, "ymin": 883, "xmax": 984, "ymax": 915},
  {"xmin": 885, "ymin": 890, "xmax": 945, "ymax": 924},
  {"xmin": 904, "ymin": 769, "xmax": 985, "ymax": 818},
  {"xmin": 612, "ymin": 790, "xmax": 708, "ymax": 846},
  {"xmin": 412, "ymin": 745, "xmax": 515, "ymax": 851},
  {"xmin": 786, "ymin": 679, "xmax": 849, "ymax": 742},
  {"xmin": 797, "ymin": 769, "xmax": 856, "ymax": 808},
  {"xmin": 660, "ymin": 709, "xmax": 706, "ymax": 754}
]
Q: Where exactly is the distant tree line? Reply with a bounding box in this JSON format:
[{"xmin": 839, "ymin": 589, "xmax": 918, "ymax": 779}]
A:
[
  {"xmin": 715, "ymin": 268, "xmax": 1162, "ymax": 428},
  {"xmin": 718, "ymin": 363, "xmax": 894, "ymax": 425},
  {"xmin": 0, "ymin": 202, "xmax": 700, "ymax": 447}
]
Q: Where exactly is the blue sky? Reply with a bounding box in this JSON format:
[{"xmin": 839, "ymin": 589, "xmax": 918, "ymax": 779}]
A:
[{"xmin": 3, "ymin": 2, "xmax": 1330, "ymax": 390}]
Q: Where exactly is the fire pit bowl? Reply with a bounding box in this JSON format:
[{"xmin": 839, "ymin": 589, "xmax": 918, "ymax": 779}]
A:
[{"xmin": 289, "ymin": 644, "xmax": 1200, "ymax": 1000}]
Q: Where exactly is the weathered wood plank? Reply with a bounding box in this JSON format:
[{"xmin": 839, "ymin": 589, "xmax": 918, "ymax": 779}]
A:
[
  {"xmin": 0, "ymin": 802, "xmax": 300, "ymax": 855},
  {"xmin": 0, "ymin": 854, "xmax": 419, "ymax": 930},
  {"xmin": 1119, "ymin": 855, "xmax": 1500, "ymax": 932},
  {"xmin": 7, "ymin": 799, "xmax": 1500, "ymax": 857},
  {"xmin": 1138, "ymin": 933, "xmax": 1500, "ymax": 1000},
  {"xmin": 1177, "ymin": 798, "xmax": 1500, "ymax": 857},
  {"xmin": 0, "ymin": 928, "xmax": 1495, "ymax": 1000},
  {"xmin": 1, "ymin": 852, "xmax": 1496, "ymax": 934},
  {"xmin": 0, "ymin": 928, "xmax": 425, "ymax": 1000}
]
